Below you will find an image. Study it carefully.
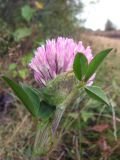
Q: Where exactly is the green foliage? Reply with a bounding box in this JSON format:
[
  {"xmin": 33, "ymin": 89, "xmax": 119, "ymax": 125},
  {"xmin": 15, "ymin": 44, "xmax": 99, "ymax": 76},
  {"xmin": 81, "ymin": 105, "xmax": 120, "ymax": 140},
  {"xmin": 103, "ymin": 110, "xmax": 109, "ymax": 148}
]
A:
[
  {"xmin": 22, "ymin": 84, "xmax": 56, "ymax": 120},
  {"xmin": 21, "ymin": 53, "xmax": 33, "ymax": 66},
  {"xmin": 8, "ymin": 63, "xmax": 18, "ymax": 78},
  {"xmin": 21, "ymin": 5, "xmax": 35, "ymax": 22},
  {"xmin": 72, "ymin": 48, "xmax": 112, "ymax": 106},
  {"xmin": 81, "ymin": 111, "xmax": 93, "ymax": 122},
  {"xmin": 85, "ymin": 48, "xmax": 112, "ymax": 81},
  {"xmin": 0, "ymin": 0, "xmax": 84, "ymax": 56},
  {"xmin": 85, "ymin": 86, "xmax": 109, "ymax": 105},
  {"xmin": 3, "ymin": 76, "xmax": 55, "ymax": 120},
  {"xmin": 18, "ymin": 69, "xmax": 28, "ymax": 79},
  {"xmin": 0, "ymin": 19, "xmax": 13, "ymax": 55},
  {"xmin": 39, "ymin": 0, "xmax": 83, "ymax": 37},
  {"xmin": 3, "ymin": 76, "xmax": 40, "ymax": 117},
  {"xmin": 41, "ymin": 72, "xmax": 77, "ymax": 106},
  {"xmin": 73, "ymin": 53, "xmax": 88, "ymax": 81},
  {"xmin": 8, "ymin": 63, "xmax": 17, "ymax": 71},
  {"xmin": 13, "ymin": 27, "xmax": 32, "ymax": 42}
]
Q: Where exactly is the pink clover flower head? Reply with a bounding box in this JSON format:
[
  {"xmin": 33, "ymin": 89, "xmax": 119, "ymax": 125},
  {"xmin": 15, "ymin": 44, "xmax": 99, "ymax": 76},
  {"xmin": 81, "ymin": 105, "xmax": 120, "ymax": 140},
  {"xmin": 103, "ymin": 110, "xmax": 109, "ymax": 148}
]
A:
[{"xmin": 29, "ymin": 37, "xmax": 94, "ymax": 87}]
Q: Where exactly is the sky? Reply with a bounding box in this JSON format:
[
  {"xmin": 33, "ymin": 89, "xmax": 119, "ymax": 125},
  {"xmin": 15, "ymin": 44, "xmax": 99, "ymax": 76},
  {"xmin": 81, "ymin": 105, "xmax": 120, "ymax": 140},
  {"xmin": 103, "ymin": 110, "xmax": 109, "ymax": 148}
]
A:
[{"xmin": 81, "ymin": 0, "xmax": 120, "ymax": 30}]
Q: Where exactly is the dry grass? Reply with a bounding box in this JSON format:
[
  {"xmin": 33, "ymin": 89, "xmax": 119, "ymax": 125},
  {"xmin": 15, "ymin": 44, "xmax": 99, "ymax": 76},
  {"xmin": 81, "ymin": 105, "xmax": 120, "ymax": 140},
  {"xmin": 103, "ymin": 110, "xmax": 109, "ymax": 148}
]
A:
[
  {"xmin": 82, "ymin": 34, "xmax": 120, "ymax": 54},
  {"xmin": 82, "ymin": 34, "xmax": 120, "ymax": 85}
]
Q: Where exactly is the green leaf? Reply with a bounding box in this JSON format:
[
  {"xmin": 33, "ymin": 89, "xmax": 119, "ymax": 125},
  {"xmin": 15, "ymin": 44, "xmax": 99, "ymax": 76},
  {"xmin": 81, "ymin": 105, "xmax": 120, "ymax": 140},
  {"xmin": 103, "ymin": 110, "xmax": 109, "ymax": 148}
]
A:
[
  {"xmin": 22, "ymin": 84, "xmax": 56, "ymax": 120},
  {"xmin": 9, "ymin": 63, "xmax": 17, "ymax": 71},
  {"xmin": 13, "ymin": 27, "xmax": 31, "ymax": 42},
  {"xmin": 85, "ymin": 86, "xmax": 109, "ymax": 105},
  {"xmin": 18, "ymin": 69, "xmax": 28, "ymax": 79},
  {"xmin": 21, "ymin": 53, "xmax": 32, "ymax": 66},
  {"xmin": 73, "ymin": 53, "xmax": 88, "ymax": 81},
  {"xmin": 39, "ymin": 101, "xmax": 56, "ymax": 120},
  {"xmin": 3, "ymin": 76, "xmax": 40, "ymax": 117},
  {"xmin": 21, "ymin": 84, "xmax": 41, "ymax": 117},
  {"xmin": 85, "ymin": 48, "xmax": 112, "ymax": 81},
  {"xmin": 2, "ymin": 77, "xmax": 56, "ymax": 119},
  {"xmin": 81, "ymin": 111, "xmax": 93, "ymax": 122},
  {"xmin": 21, "ymin": 5, "xmax": 35, "ymax": 22}
]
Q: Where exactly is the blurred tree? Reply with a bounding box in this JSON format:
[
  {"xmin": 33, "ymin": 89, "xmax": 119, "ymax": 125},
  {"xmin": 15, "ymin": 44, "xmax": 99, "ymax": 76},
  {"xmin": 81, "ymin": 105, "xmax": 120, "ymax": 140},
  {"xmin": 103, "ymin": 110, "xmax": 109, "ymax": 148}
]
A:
[
  {"xmin": 105, "ymin": 19, "xmax": 116, "ymax": 31},
  {"xmin": 0, "ymin": 0, "xmax": 84, "ymax": 39},
  {"xmin": 0, "ymin": 0, "xmax": 85, "ymax": 56},
  {"xmin": 36, "ymin": 0, "xmax": 84, "ymax": 38},
  {"xmin": 0, "ymin": 0, "xmax": 26, "ymax": 27}
]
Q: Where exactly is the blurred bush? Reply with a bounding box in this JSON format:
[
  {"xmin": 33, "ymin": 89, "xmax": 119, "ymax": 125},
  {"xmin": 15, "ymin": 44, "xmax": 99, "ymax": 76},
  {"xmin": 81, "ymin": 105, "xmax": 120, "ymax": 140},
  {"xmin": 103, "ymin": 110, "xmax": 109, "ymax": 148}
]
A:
[{"xmin": 0, "ymin": 0, "xmax": 84, "ymax": 56}]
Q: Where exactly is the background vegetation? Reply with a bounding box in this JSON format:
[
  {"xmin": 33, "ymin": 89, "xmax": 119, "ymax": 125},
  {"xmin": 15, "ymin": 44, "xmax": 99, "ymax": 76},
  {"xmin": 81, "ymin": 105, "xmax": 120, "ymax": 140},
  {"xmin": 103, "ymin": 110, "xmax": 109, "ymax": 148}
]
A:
[{"xmin": 0, "ymin": 0, "xmax": 120, "ymax": 160}]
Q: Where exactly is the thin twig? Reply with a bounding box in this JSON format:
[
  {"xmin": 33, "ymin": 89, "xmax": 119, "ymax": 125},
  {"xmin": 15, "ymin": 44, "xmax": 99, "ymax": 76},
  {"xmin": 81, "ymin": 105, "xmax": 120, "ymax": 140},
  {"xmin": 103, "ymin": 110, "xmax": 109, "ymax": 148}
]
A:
[
  {"xmin": 110, "ymin": 103, "xmax": 117, "ymax": 141},
  {"xmin": 94, "ymin": 113, "xmax": 120, "ymax": 123}
]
